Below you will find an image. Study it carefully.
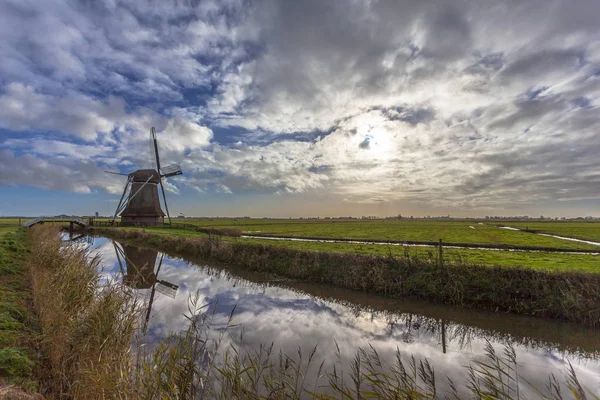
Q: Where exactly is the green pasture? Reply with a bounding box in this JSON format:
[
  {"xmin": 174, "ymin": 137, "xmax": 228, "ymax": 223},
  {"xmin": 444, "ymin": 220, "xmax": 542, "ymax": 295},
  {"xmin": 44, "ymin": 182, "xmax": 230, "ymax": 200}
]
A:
[
  {"xmin": 241, "ymin": 238, "xmax": 600, "ymax": 272},
  {"xmin": 180, "ymin": 218, "xmax": 599, "ymax": 250},
  {"xmin": 0, "ymin": 218, "xmax": 24, "ymax": 228},
  {"xmin": 0, "ymin": 220, "xmax": 23, "ymax": 237},
  {"xmin": 0, "ymin": 226, "xmax": 15, "ymax": 237},
  {"xmin": 501, "ymin": 221, "xmax": 600, "ymax": 242},
  {"xmin": 0, "ymin": 228, "xmax": 36, "ymax": 386},
  {"xmin": 125, "ymin": 227, "xmax": 600, "ymax": 272}
]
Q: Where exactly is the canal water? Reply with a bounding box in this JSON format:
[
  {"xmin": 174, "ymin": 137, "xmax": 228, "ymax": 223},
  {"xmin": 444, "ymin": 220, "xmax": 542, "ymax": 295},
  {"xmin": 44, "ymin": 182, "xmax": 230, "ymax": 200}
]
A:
[{"xmin": 83, "ymin": 235, "xmax": 600, "ymax": 396}]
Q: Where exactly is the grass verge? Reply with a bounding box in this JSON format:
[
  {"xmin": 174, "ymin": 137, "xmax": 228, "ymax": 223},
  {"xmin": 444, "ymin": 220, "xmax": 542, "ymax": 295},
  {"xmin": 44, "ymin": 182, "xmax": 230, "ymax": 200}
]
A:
[
  {"xmin": 94, "ymin": 227, "xmax": 600, "ymax": 326},
  {"xmin": 0, "ymin": 227, "xmax": 38, "ymax": 394},
  {"xmin": 113, "ymin": 226, "xmax": 600, "ymax": 272}
]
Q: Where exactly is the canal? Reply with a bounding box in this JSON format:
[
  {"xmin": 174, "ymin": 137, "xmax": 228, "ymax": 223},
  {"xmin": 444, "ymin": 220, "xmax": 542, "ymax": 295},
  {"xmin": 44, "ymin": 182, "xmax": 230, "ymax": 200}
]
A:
[{"xmin": 84, "ymin": 235, "xmax": 600, "ymax": 396}]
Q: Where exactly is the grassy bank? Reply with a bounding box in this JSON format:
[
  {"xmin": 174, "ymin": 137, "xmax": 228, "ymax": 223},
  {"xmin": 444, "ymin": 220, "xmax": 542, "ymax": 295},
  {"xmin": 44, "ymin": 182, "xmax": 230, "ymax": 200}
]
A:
[
  {"xmin": 238, "ymin": 236, "xmax": 600, "ymax": 272},
  {"xmin": 28, "ymin": 226, "xmax": 138, "ymax": 397},
  {"xmin": 94, "ymin": 227, "xmax": 600, "ymax": 326},
  {"xmin": 117, "ymin": 226, "xmax": 600, "ymax": 272},
  {"xmin": 0, "ymin": 227, "xmax": 38, "ymax": 393}
]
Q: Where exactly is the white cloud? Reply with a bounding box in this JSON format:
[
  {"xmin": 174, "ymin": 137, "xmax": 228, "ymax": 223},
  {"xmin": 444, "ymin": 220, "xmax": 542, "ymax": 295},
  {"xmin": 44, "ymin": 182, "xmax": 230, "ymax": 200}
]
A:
[
  {"xmin": 0, "ymin": 83, "xmax": 123, "ymax": 141},
  {"xmin": 0, "ymin": 150, "xmax": 124, "ymax": 194},
  {"xmin": 1, "ymin": 0, "xmax": 600, "ymax": 214}
]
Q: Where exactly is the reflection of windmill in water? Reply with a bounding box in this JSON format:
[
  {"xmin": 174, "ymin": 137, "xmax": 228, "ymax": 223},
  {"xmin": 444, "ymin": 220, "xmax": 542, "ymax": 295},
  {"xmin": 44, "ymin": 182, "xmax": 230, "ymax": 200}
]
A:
[
  {"xmin": 112, "ymin": 241, "xmax": 179, "ymax": 333},
  {"xmin": 106, "ymin": 127, "xmax": 183, "ymax": 226}
]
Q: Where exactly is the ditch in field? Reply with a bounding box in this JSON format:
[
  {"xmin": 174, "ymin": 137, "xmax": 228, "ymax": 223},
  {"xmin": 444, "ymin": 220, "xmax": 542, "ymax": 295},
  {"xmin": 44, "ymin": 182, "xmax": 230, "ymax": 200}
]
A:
[
  {"xmin": 498, "ymin": 226, "xmax": 600, "ymax": 246},
  {"xmin": 85, "ymin": 234, "xmax": 600, "ymax": 396},
  {"xmin": 241, "ymin": 234, "xmax": 600, "ymax": 255}
]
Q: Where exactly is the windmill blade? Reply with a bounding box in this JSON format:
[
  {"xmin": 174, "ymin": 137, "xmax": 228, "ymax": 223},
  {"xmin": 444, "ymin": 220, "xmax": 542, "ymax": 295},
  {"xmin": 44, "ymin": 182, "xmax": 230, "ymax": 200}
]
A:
[
  {"xmin": 150, "ymin": 127, "xmax": 173, "ymax": 226},
  {"xmin": 112, "ymin": 176, "xmax": 132, "ymax": 224},
  {"xmin": 151, "ymin": 126, "xmax": 161, "ymax": 172},
  {"xmin": 105, "ymin": 170, "xmax": 129, "ymax": 176},
  {"xmin": 142, "ymin": 253, "xmax": 164, "ymax": 334},
  {"xmin": 158, "ymin": 177, "xmax": 172, "ymax": 226},
  {"xmin": 160, "ymin": 163, "xmax": 183, "ymax": 177}
]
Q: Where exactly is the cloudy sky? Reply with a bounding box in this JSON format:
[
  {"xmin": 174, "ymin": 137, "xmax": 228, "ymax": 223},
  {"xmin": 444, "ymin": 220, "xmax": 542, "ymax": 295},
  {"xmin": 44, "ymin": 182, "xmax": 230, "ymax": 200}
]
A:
[{"xmin": 1, "ymin": 0, "xmax": 599, "ymax": 217}]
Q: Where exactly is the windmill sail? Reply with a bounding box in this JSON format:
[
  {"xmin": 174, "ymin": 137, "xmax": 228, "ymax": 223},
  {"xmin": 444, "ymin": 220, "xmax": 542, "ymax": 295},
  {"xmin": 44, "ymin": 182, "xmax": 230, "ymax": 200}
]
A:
[
  {"xmin": 161, "ymin": 163, "xmax": 183, "ymax": 177},
  {"xmin": 151, "ymin": 127, "xmax": 174, "ymax": 226}
]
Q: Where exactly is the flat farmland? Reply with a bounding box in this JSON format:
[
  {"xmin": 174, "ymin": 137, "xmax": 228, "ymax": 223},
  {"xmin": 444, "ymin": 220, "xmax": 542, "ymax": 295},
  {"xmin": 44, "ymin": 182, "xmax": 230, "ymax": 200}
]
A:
[
  {"xmin": 501, "ymin": 221, "xmax": 600, "ymax": 242},
  {"xmin": 0, "ymin": 218, "xmax": 22, "ymax": 236},
  {"xmin": 0, "ymin": 218, "xmax": 24, "ymax": 226},
  {"xmin": 236, "ymin": 237, "xmax": 600, "ymax": 272},
  {"xmin": 131, "ymin": 226, "xmax": 600, "ymax": 272},
  {"xmin": 183, "ymin": 219, "xmax": 600, "ymax": 250}
]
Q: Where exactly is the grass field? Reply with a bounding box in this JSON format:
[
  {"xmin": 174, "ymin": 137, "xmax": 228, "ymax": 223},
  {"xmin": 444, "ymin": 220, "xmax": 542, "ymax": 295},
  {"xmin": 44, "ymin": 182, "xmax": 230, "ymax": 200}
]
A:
[
  {"xmin": 136, "ymin": 227, "xmax": 600, "ymax": 272},
  {"xmin": 6, "ymin": 216, "xmax": 600, "ymax": 249},
  {"xmin": 178, "ymin": 218, "xmax": 600, "ymax": 250},
  {"xmin": 501, "ymin": 221, "xmax": 600, "ymax": 241}
]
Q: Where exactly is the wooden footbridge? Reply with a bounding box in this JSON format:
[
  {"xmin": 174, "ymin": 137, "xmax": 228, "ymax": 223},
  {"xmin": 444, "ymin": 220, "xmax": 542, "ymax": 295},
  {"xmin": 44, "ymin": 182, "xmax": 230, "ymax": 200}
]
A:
[{"xmin": 23, "ymin": 217, "xmax": 88, "ymax": 235}]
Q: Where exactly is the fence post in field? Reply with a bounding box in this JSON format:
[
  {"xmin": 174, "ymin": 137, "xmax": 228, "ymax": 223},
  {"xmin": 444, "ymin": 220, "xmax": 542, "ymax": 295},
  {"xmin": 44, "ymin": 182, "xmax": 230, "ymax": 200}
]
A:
[
  {"xmin": 438, "ymin": 239, "xmax": 443, "ymax": 267},
  {"xmin": 18, "ymin": 218, "xmax": 21, "ymax": 226}
]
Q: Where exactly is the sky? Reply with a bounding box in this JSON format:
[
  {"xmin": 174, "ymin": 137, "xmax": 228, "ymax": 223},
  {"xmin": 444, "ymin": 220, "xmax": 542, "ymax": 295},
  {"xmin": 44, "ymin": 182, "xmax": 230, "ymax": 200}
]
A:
[{"xmin": 1, "ymin": 0, "xmax": 599, "ymax": 218}]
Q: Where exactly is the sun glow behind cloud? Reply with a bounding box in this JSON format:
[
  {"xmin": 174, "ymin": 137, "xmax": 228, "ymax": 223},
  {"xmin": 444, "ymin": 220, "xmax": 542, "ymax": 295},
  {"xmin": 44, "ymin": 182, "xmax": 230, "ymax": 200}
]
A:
[{"xmin": 0, "ymin": 0, "xmax": 599, "ymax": 216}]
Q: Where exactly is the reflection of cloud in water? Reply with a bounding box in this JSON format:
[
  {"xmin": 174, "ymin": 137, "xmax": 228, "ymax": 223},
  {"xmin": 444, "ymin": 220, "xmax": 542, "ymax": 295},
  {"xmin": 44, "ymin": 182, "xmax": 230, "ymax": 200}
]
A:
[{"xmin": 87, "ymin": 237, "xmax": 600, "ymax": 395}]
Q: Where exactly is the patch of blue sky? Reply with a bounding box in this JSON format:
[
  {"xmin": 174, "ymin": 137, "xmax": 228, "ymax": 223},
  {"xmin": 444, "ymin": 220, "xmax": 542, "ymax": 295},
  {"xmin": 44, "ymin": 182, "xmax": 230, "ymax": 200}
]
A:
[
  {"xmin": 525, "ymin": 86, "xmax": 549, "ymax": 100},
  {"xmin": 0, "ymin": 186, "xmax": 114, "ymax": 216}
]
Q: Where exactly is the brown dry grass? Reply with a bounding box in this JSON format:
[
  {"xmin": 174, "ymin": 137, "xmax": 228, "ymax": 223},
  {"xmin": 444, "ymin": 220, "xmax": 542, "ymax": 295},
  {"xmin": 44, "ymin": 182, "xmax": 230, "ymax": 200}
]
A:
[{"xmin": 28, "ymin": 226, "xmax": 139, "ymax": 398}]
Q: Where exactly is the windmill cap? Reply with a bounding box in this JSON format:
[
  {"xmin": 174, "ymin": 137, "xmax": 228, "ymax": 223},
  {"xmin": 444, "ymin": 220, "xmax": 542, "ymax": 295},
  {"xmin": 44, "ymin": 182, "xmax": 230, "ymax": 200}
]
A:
[{"xmin": 129, "ymin": 169, "xmax": 160, "ymax": 183}]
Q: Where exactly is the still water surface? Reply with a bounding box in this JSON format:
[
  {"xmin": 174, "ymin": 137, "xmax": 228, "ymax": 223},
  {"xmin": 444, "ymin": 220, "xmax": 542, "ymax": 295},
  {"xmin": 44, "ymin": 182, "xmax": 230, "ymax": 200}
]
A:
[{"xmin": 83, "ymin": 235, "xmax": 600, "ymax": 395}]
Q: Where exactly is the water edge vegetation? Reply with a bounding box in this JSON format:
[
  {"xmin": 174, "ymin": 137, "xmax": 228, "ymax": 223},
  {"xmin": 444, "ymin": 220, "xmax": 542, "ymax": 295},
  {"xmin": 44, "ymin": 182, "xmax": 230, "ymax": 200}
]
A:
[
  {"xmin": 1, "ymin": 224, "xmax": 597, "ymax": 399},
  {"xmin": 92, "ymin": 227, "xmax": 600, "ymax": 326}
]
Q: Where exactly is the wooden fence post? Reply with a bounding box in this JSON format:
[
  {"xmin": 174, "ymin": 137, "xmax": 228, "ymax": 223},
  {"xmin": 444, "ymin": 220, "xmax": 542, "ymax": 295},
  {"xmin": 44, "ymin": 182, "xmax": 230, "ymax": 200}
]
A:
[{"xmin": 438, "ymin": 239, "xmax": 443, "ymax": 267}]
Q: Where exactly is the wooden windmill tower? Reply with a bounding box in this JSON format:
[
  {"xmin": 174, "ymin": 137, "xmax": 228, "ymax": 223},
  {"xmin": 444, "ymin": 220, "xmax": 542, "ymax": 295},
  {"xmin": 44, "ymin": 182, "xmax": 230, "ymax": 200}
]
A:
[{"xmin": 107, "ymin": 127, "xmax": 182, "ymax": 226}]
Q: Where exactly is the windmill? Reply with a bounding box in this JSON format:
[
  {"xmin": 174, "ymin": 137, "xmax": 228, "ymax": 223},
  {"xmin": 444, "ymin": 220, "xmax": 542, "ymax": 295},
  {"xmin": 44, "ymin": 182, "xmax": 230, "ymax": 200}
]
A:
[{"xmin": 107, "ymin": 127, "xmax": 182, "ymax": 226}]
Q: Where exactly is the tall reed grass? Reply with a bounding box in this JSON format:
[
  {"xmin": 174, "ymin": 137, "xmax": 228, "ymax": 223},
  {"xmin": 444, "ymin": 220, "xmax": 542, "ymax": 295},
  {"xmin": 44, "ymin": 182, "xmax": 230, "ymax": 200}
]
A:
[
  {"xmin": 28, "ymin": 225, "xmax": 138, "ymax": 397},
  {"xmin": 26, "ymin": 226, "xmax": 599, "ymax": 399},
  {"xmin": 94, "ymin": 228, "xmax": 600, "ymax": 326}
]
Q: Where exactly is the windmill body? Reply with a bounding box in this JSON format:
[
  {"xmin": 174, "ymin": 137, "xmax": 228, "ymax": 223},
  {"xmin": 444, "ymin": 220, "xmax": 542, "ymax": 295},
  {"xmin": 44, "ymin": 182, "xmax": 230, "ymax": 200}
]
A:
[
  {"xmin": 121, "ymin": 169, "xmax": 165, "ymax": 225},
  {"xmin": 108, "ymin": 127, "xmax": 182, "ymax": 226}
]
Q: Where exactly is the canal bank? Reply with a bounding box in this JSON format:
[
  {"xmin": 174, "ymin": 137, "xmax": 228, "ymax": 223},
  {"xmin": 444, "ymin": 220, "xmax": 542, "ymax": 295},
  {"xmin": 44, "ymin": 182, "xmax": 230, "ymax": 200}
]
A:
[
  {"xmin": 0, "ymin": 227, "xmax": 38, "ymax": 395},
  {"xmin": 91, "ymin": 227, "xmax": 600, "ymax": 326}
]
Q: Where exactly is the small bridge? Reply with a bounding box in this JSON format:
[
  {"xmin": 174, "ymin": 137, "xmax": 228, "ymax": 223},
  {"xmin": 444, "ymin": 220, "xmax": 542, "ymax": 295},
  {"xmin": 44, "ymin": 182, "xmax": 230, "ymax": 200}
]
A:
[{"xmin": 23, "ymin": 217, "xmax": 88, "ymax": 230}]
